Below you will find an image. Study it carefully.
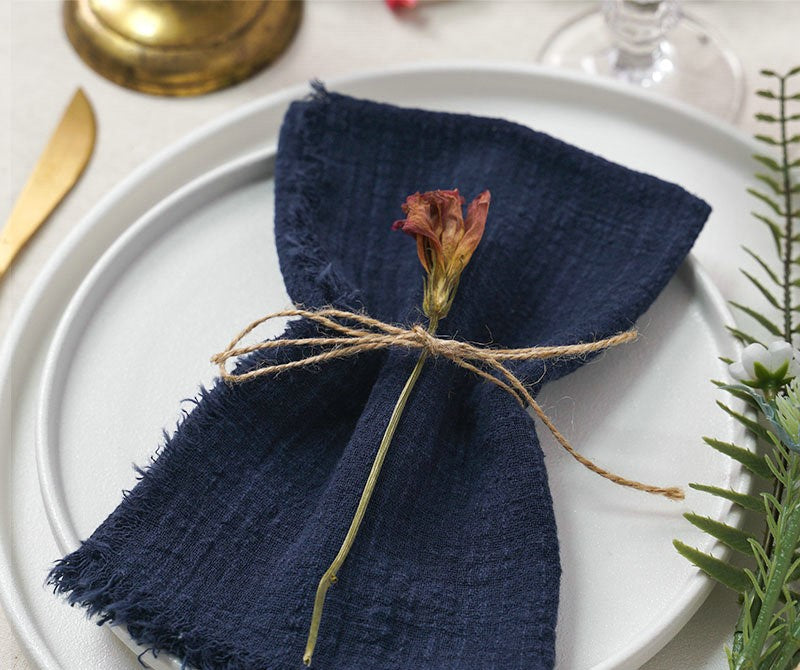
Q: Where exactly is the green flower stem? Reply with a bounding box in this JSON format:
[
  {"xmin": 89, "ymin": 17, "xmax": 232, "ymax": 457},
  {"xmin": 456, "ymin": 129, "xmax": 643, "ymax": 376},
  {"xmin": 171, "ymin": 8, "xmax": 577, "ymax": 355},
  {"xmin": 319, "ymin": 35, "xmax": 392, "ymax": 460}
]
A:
[
  {"xmin": 735, "ymin": 456, "xmax": 800, "ymax": 670},
  {"xmin": 302, "ymin": 316, "xmax": 438, "ymax": 666}
]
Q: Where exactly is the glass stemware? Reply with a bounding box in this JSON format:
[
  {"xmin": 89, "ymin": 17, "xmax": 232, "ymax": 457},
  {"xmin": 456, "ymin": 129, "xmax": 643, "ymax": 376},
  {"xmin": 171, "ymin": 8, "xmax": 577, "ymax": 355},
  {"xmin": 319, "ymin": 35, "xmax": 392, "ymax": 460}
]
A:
[{"xmin": 539, "ymin": 0, "xmax": 744, "ymax": 122}]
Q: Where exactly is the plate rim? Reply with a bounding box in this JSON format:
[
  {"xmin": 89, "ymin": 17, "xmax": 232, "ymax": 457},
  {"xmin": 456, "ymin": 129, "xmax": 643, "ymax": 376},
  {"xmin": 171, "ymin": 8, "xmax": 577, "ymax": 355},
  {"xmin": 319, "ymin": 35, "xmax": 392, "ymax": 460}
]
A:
[
  {"xmin": 37, "ymin": 150, "xmax": 279, "ymax": 670},
  {"xmin": 595, "ymin": 256, "xmax": 748, "ymax": 670},
  {"xmin": 0, "ymin": 61, "xmax": 758, "ymax": 670},
  {"xmin": 36, "ymin": 149, "xmax": 278, "ymax": 560}
]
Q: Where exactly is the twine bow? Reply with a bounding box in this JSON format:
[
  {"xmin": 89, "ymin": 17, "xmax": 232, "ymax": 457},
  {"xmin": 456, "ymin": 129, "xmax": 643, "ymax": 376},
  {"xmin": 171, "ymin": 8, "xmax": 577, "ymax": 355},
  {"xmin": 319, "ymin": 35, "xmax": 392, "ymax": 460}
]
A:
[{"xmin": 211, "ymin": 306, "xmax": 684, "ymax": 501}]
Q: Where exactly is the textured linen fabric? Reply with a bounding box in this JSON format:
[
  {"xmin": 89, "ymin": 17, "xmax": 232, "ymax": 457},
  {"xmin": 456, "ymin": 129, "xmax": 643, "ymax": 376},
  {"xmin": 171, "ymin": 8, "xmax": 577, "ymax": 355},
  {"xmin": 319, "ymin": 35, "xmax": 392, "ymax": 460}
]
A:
[{"xmin": 49, "ymin": 88, "xmax": 711, "ymax": 670}]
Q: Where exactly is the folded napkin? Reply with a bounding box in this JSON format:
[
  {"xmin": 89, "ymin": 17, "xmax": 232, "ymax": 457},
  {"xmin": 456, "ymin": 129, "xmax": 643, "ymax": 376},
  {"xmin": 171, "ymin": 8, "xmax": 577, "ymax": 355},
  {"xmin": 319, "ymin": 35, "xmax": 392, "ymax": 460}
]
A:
[{"xmin": 50, "ymin": 87, "xmax": 711, "ymax": 670}]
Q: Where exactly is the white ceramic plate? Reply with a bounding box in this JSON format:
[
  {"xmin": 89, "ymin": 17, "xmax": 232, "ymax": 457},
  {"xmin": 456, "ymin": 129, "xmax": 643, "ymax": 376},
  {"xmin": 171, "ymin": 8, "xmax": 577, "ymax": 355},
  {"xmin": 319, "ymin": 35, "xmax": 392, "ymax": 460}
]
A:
[
  {"xmin": 35, "ymin": 143, "xmax": 743, "ymax": 670},
  {"xmin": 0, "ymin": 64, "xmax": 765, "ymax": 670}
]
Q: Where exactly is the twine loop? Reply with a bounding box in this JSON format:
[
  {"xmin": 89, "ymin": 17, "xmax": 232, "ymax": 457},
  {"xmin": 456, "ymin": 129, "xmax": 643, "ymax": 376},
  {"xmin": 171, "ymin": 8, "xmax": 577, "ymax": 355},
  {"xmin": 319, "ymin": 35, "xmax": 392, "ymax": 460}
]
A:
[{"xmin": 211, "ymin": 307, "xmax": 683, "ymax": 501}]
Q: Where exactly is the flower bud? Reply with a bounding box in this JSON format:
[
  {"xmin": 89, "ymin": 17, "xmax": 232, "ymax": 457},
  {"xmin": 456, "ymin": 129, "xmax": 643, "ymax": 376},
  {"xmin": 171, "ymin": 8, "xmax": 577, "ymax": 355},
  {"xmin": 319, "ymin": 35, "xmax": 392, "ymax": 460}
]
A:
[
  {"xmin": 729, "ymin": 341, "xmax": 800, "ymax": 394},
  {"xmin": 393, "ymin": 188, "xmax": 490, "ymax": 319}
]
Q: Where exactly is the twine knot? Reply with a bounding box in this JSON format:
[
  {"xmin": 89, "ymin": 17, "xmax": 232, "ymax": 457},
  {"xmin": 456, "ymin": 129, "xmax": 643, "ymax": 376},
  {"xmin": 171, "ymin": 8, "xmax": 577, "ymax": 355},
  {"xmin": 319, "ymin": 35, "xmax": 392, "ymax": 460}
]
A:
[
  {"xmin": 212, "ymin": 306, "xmax": 683, "ymax": 501},
  {"xmin": 410, "ymin": 324, "xmax": 436, "ymax": 353}
]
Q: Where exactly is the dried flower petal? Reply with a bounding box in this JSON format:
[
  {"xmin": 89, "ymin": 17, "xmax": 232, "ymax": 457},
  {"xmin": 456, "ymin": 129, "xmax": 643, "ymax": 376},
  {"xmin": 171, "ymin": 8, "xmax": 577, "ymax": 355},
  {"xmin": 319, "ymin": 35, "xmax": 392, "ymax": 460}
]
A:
[
  {"xmin": 461, "ymin": 190, "xmax": 490, "ymax": 269},
  {"xmin": 393, "ymin": 188, "xmax": 490, "ymax": 319}
]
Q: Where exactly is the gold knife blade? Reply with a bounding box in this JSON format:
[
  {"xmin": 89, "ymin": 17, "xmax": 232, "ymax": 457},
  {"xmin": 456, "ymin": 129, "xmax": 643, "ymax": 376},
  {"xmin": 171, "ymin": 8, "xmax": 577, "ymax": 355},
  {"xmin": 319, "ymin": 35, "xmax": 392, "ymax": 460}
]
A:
[{"xmin": 0, "ymin": 88, "xmax": 96, "ymax": 277}]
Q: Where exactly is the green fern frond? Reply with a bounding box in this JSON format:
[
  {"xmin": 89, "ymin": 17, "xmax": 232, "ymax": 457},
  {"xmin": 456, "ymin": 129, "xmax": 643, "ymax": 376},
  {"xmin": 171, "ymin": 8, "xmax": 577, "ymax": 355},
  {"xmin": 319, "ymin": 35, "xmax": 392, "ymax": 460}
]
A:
[
  {"xmin": 765, "ymin": 454, "xmax": 788, "ymax": 483},
  {"xmin": 787, "ymin": 554, "xmax": 800, "ymax": 581},
  {"xmin": 702, "ymin": 437, "xmax": 771, "ymax": 479},
  {"xmin": 743, "ymin": 246, "xmax": 782, "ymax": 285},
  {"xmin": 749, "ymin": 538, "xmax": 771, "ymax": 572},
  {"xmin": 747, "ymin": 567, "xmax": 766, "ymax": 599},
  {"xmin": 688, "ymin": 483, "xmax": 764, "ymax": 513},
  {"xmin": 673, "ymin": 540, "xmax": 750, "ymax": 593},
  {"xmin": 756, "ymin": 173, "xmax": 785, "ymax": 195},
  {"xmin": 751, "ymin": 212, "xmax": 784, "ymax": 252},
  {"xmin": 678, "ymin": 66, "xmax": 800, "ymax": 670},
  {"xmin": 741, "ymin": 269, "xmax": 783, "ymax": 308},
  {"xmin": 712, "ymin": 380, "xmax": 762, "ymax": 410},
  {"xmin": 756, "ymin": 133, "xmax": 781, "ymax": 145},
  {"xmin": 754, "ymin": 154, "xmax": 783, "ymax": 171},
  {"xmin": 729, "ymin": 301, "xmax": 784, "ymax": 336},
  {"xmin": 684, "ymin": 513, "xmax": 758, "ymax": 555},
  {"xmin": 747, "ymin": 188, "xmax": 786, "ymax": 216},
  {"xmin": 763, "ymin": 492, "xmax": 783, "ymax": 515},
  {"xmin": 726, "ymin": 327, "xmax": 763, "ymax": 346},
  {"xmin": 716, "ymin": 401, "xmax": 775, "ymax": 442}
]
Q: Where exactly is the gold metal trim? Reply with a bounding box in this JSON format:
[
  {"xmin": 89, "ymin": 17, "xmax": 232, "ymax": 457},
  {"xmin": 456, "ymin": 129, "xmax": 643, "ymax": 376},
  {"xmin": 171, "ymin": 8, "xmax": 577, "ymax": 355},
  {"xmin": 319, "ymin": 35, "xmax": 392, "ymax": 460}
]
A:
[{"xmin": 64, "ymin": 0, "xmax": 303, "ymax": 97}]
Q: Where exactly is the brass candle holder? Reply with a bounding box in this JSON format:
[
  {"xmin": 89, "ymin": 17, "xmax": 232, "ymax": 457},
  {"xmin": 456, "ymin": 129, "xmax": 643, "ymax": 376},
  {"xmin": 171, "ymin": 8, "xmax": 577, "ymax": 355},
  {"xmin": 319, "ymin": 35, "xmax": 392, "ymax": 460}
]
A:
[{"xmin": 64, "ymin": 0, "xmax": 302, "ymax": 96}]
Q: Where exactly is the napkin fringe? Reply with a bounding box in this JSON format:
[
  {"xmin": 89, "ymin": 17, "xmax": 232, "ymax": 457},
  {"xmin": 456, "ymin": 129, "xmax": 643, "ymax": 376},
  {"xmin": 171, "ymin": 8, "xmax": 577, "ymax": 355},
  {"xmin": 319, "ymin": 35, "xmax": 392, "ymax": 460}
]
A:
[
  {"xmin": 48, "ymin": 536, "xmax": 268, "ymax": 670},
  {"xmin": 46, "ymin": 388, "xmax": 273, "ymax": 670},
  {"xmin": 277, "ymin": 83, "xmax": 365, "ymax": 310}
]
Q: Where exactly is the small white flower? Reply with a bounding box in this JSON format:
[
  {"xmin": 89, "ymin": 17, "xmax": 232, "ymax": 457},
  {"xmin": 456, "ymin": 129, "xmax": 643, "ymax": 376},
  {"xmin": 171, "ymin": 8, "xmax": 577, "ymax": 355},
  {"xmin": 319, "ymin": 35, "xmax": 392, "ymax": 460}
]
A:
[{"xmin": 729, "ymin": 341, "xmax": 800, "ymax": 390}]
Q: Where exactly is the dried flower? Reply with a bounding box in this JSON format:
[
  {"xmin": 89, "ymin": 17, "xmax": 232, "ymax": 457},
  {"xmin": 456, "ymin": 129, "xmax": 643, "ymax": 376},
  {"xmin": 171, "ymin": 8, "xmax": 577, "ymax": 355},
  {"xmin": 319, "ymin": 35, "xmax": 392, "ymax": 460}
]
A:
[
  {"xmin": 393, "ymin": 189, "xmax": 490, "ymax": 320},
  {"xmin": 729, "ymin": 341, "xmax": 800, "ymax": 395},
  {"xmin": 305, "ymin": 188, "xmax": 488, "ymax": 666}
]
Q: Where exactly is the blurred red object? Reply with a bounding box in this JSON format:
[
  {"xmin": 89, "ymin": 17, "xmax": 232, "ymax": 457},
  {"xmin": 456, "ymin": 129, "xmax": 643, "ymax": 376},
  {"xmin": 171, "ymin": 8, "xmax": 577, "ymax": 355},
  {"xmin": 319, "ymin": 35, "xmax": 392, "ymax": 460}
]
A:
[{"xmin": 385, "ymin": 0, "xmax": 418, "ymax": 10}]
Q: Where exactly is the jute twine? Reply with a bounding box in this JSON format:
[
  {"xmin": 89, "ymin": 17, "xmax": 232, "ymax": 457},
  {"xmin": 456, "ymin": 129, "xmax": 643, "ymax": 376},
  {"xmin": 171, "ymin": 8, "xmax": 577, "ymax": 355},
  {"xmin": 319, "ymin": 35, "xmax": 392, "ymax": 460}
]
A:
[{"xmin": 211, "ymin": 307, "xmax": 684, "ymax": 501}]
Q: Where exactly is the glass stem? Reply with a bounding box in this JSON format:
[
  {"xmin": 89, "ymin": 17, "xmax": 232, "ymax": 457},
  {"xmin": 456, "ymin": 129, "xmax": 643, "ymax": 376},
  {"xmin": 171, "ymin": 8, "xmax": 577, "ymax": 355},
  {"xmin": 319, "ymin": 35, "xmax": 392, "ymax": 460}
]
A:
[
  {"xmin": 603, "ymin": 0, "xmax": 679, "ymax": 75},
  {"xmin": 302, "ymin": 316, "xmax": 438, "ymax": 666}
]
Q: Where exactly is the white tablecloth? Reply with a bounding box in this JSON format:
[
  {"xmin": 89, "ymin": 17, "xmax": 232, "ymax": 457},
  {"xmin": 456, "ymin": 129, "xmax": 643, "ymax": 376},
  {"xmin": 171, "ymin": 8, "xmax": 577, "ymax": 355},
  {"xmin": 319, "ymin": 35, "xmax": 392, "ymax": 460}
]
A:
[{"xmin": 3, "ymin": 1, "xmax": 800, "ymax": 667}]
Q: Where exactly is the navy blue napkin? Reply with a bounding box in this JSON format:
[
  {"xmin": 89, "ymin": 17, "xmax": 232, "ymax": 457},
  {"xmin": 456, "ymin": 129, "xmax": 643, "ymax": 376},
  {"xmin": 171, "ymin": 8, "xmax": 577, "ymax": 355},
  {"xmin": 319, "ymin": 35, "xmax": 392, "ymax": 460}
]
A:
[{"xmin": 50, "ymin": 87, "xmax": 710, "ymax": 670}]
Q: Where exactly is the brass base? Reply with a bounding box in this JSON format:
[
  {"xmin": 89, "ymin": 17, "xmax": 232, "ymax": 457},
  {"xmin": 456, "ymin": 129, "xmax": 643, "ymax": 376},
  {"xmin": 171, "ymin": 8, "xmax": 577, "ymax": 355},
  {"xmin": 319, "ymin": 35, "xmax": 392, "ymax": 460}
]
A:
[{"xmin": 64, "ymin": 0, "xmax": 302, "ymax": 97}]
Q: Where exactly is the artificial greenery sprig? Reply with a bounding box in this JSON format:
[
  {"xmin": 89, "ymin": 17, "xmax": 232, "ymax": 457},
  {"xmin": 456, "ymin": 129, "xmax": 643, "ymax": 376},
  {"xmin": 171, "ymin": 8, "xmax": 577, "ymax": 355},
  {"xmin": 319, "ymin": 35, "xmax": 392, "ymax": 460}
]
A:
[{"xmin": 674, "ymin": 66, "xmax": 800, "ymax": 669}]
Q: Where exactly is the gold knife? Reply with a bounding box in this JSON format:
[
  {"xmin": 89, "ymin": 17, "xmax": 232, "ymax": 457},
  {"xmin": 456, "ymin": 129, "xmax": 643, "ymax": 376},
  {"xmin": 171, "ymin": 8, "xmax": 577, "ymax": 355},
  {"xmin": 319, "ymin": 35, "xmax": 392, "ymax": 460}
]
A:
[{"xmin": 1, "ymin": 89, "xmax": 96, "ymax": 278}]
